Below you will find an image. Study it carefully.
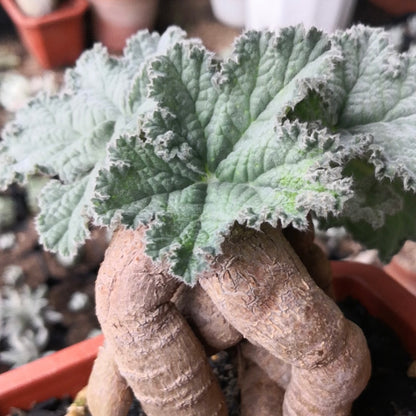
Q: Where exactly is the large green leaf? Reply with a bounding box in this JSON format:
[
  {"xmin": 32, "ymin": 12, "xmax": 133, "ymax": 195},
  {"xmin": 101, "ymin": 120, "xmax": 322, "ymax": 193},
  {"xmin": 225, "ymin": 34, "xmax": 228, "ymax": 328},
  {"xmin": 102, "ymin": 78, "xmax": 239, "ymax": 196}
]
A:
[
  {"xmin": 0, "ymin": 27, "xmax": 186, "ymax": 256},
  {"xmin": 95, "ymin": 27, "xmax": 353, "ymax": 283},
  {"xmin": 331, "ymin": 26, "xmax": 416, "ymax": 188},
  {"xmin": 4, "ymin": 24, "xmax": 416, "ymax": 275},
  {"xmin": 312, "ymin": 26, "xmax": 416, "ymax": 259}
]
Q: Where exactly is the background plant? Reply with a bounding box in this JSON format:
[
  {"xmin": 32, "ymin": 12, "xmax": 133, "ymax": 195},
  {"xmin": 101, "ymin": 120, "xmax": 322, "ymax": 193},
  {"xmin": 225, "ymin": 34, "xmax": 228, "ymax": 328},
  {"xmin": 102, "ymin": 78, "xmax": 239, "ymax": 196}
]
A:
[{"xmin": 0, "ymin": 265, "xmax": 62, "ymax": 367}]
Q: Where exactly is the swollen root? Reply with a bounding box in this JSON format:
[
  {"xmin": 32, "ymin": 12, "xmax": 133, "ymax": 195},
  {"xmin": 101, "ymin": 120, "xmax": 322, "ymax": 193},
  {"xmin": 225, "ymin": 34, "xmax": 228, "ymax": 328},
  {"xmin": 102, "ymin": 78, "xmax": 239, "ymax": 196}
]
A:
[
  {"xmin": 200, "ymin": 223, "xmax": 371, "ymax": 415},
  {"xmin": 240, "ymin": 342, "xmax": 291, "ymax": 389},
  {"xmin": 239, "ymin": 352, "xmax": 285, "ymax": 416},
  {"xmin": 177, "ymin": 283, "xmax": 242, "ymax": 353},
  {"xmin": 87, "ymin": 343, "xmax": 133, "ymax": 416},
  {"xmin": 94, "ymin": 228, "xmax": 227, "ymax": 416},
  {"xmin": 283, "ymin": 320, "xmax": 371, "ymax": 415}
]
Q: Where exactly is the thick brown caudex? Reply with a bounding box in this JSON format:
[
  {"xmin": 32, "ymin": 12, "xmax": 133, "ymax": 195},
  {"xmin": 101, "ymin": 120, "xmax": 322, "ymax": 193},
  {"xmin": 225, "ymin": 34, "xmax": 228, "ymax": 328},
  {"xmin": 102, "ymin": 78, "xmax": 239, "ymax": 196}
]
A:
[
  {"xmin": 88, "ymin": 223, "xmax": 371, "ymax": 415},
  {"xmin": 87, "ymin": 343, "xmax": 133, "ymax": 415},
  {"xmin": 93, "ymin": 228, "xmax": 227, "ymax": 416}
]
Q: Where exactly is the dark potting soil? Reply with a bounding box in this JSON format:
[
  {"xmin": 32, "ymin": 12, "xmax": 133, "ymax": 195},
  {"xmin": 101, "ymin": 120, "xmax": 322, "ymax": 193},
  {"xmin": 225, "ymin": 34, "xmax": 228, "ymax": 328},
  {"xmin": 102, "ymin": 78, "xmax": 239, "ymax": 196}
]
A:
[
  {"xmin": 339, "ymin": 298, "xmax": 416, "ymax": 416},
  {"xmin": 8, "ymin": 397, "xmax": 73, "ymax": 416},
  {"xmin": 10, "ymin": 298, "xmax": 416, "ymax": 416}
]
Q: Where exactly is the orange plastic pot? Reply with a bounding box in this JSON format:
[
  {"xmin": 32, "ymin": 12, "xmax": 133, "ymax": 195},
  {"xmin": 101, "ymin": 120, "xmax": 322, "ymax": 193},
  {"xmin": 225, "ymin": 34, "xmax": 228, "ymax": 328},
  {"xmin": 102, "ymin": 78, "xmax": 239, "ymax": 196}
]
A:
[
  {"xmin": 0, "ymin": 262, "xmax": 415, "ymax": 415},
  {"xmin": 0, "ymin": 0, "xmax": 88, "ymax": 69},
  {"xmin": 0, "ymin": 334, "xmax": 103, "ymax": 415}
]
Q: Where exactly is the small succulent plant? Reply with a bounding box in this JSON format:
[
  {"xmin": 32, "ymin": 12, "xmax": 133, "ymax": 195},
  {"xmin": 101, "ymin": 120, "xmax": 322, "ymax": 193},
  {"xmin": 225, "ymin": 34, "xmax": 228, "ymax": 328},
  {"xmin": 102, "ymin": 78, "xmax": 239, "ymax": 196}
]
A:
[{"xmin": 0, "ymin": 266, "xmax": 61, "ymax": 367}]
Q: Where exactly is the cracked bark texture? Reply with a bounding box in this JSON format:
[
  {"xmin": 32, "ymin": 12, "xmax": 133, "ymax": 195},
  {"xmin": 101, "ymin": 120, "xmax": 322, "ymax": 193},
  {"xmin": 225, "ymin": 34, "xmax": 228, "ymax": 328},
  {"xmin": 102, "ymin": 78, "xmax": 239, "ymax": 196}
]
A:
[
  {"xmin": 94, "ymin": 227, "xmax": 228, "ymax": 416},
  {"xmin": 200, "ymin": 223, "xmax": 371, "ymax": 415}
]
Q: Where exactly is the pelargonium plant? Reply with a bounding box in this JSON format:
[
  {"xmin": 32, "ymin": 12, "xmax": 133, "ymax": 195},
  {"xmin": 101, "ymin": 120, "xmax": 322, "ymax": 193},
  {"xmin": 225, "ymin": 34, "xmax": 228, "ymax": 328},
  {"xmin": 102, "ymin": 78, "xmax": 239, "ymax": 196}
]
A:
[{"xmin": 1, "ymin": 24, "xmax": 416, "ymax": 415}]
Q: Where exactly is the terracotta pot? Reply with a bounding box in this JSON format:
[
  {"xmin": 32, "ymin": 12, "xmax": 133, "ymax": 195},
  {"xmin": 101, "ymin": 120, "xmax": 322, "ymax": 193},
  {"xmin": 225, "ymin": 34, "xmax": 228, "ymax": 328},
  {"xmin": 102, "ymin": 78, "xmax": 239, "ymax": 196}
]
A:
[
  {"xmin": 88, "ymin": 0, "xmax": 159, "ymax": 53},
  {"xmin": 0, "ymin": 262, "xmax": 414, "ymax": 415},
  {"xmin": 0, "ymin": 0, "xmax": 88, "ymax": 69},
  {"xmin": 384, "ymin": 241, "xmax": 416, "ymax": 297},
  {"xmin": 367, "ymin": 0, "xmax": 416, "ymax": 15},
  {"xmin": 0, "ymin": 334, "xmax": 103, "ymax": 415},
  {"xmin": 332, "ymin": 260, "xmax": 416, "ymax": 358}
]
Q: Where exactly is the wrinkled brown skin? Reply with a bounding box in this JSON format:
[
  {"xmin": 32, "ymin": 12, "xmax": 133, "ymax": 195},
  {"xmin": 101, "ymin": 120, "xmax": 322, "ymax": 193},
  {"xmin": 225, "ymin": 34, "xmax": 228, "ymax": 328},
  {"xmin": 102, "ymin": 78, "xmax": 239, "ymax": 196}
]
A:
[
  {"xmin": 93, "ymin": 227, "xmax": 228, "ymax": 416},
  {"xmin": 87, "ymin": 343, "xmax": 133, "ymax": 416},
  {"xmin": 239, "ymin": 349, "xmax": 285, "ymax": 416},
  {"xmin": 89, "ymin": 222, "xmax": 371, "ymax": 416},
  {"xmin": 200, "ymin": 223, "xmax": 371, "ymax": 415},
  {"xmin": 176, "ymin": 283, "xmax": 242, "ymax": 354},
  {"xmin": 240, "ymin": 341, "xmax": 291, "ymax": 389},
  {"xmin": 283, "ymin": 220, "xmax": 333, "ymax": 297}
]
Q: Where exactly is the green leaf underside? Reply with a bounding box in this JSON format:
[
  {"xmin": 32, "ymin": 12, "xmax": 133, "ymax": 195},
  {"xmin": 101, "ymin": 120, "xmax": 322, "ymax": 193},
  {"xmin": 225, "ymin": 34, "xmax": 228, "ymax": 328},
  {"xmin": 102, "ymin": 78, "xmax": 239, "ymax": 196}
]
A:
[
  {"xmin": 0, "ymin": 28, "xmax": 186, "ymax": 256},
  {"xmin": 321, "ymin": 159, "xmax": 416, "ymax": 262}
]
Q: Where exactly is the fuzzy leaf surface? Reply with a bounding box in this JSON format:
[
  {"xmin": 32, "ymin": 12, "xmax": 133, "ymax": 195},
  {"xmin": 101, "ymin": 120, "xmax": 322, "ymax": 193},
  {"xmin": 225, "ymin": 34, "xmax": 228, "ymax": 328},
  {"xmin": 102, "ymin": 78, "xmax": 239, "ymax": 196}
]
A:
[
  {"xmin": 312, "ymin": 26, "xmax": 416, "ymax": 259},
  {"xmin": 95, "ymin": 27, "xmax": 354, "ymax": 283},
  {"xmin": 0, "ymin": 28, "xmax": 185, "ymax": 256}
]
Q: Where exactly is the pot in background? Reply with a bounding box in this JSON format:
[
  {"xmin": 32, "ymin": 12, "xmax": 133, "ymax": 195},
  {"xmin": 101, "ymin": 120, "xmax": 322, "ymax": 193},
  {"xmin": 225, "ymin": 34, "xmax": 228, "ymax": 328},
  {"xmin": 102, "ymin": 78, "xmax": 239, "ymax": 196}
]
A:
[
  {"xmin": 332, "ymin": 260, "xmax": 416, "ymax": 358},
  {"xmin": 210, "ymin": 0, "xmax": 245, "ymax": 28},
  {"xmin": 384, "ymin": 240, "xmax": 416, "ymax": 297},
  {"xmin": 88, "ymin": 0, "xmax": 159, "ymax": 54},
  {"xmin": 245, "ymin": 0, "xmax": 357, "ymax": 32},
  {"xmin": 0, "ymin": 0, "xmax": 88, "ymax": 69}
]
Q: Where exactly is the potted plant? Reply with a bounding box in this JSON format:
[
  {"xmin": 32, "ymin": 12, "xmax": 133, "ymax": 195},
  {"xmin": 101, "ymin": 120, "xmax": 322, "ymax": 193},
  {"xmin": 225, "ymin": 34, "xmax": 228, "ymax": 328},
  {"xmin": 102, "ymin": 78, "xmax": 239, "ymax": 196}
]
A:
[
  {"xmin": 88, "ymin": 0, "xmax": 160, "ymax": 53},
  {"xmin": 0, "ymin": 0, "xmax": 88, "ymax": 69},
  {"xmin": 13, "ymin": 0, "xmax": 58, "ymax": 18},
  {"xmin": 1, "ymin": 23, "xmax": 416, "ymax": 415}
]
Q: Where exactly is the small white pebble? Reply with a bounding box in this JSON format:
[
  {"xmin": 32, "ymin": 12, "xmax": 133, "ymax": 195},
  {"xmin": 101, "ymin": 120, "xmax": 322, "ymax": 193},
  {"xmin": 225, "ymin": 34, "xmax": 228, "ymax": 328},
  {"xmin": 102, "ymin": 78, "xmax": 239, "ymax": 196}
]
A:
[
  {"xmin": 68, "ymin": 292, "xmax": 89, "ymax": 312},
  {"xmin": 2, "ymin": 264, "xmax": 23, "ymax": 285},
  {"xmin": 87, "ymin": 328, "xmax": 102, "ymax": 339},
  {"xmin": 0, "ymin": 233, "xmax": 16, "ymax": 250}
]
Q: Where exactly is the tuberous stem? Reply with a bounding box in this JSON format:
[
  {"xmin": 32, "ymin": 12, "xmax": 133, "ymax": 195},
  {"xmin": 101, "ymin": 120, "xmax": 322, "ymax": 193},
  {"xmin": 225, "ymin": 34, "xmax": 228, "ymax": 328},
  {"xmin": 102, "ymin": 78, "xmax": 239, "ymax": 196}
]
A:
[
  {"xmin": 200, "ymin": 223, "xmax": 370, "ymax": 415},
  {"xmin": 87, "ymin": 343, "xmax": 133, "ymax": 416},
  {"xmin": 239, "ymin": 350, "xmax": 285, "ymax": 416},
  {"xmin": 94, "ymin": 228, "xmax": 228, "ymax": 416}
]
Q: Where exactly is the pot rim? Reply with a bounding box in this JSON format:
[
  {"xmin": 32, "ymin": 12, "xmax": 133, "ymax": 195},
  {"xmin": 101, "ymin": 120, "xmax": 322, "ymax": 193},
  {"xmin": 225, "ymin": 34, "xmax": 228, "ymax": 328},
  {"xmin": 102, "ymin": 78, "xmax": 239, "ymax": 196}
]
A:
[
  {"xmin": 332, "ymin": 260, "xmax": 416, "ymax": 359},
  {"xmin": 0, "ymin": 334, "xmax": 103, "ymax": 415}
]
